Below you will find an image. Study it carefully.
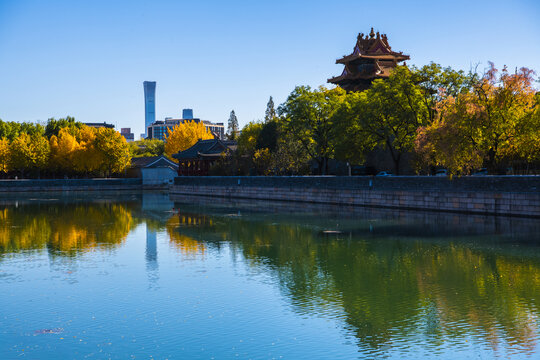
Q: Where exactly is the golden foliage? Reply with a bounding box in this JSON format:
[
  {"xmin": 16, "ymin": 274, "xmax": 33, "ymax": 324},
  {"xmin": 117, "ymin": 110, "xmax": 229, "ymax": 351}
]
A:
[
  {"xmin": 164, "ymin": 120, "xmax": 214, "ymax": 161},
  {"xmin": 8, "ymin": 133, "xmax": 50, "ymax": 173},
  {"xmin": 165, "ymin": 215, "xmax": 206, "ymax": 258},
  {"xmin": 415, "ymin": 64, "xmax": 538, "ymax": 174},
  {"xmin": 49, "ymin": 128, "xmax": 79, "ymax": 172},
  {"xmin": 253, "ymin": 148, "xmax": 272, "ymax": 175},
  {"xmin": 0, "ymin": 124, "xmax": 133, "ymax": 176},
  {"xmin": 93, "ymin": 127, "xmax": 131, "ymax": 174},
  {"xmin": 0, "ymin": 203, "xmax": 134, "ymax": 254},
  {"xmin": 0, "ymin": 138, "xmax": 9, "ymax": 173},
  {"xmin": 73, "ymin": 125, "xmax": 102, "ymax": 173}
]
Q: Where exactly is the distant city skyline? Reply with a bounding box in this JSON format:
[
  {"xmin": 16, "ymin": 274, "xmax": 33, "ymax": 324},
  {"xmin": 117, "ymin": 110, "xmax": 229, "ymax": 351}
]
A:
[{"xmin": 0, "ymin": 0, "xmax": 539, "ymax": 138}]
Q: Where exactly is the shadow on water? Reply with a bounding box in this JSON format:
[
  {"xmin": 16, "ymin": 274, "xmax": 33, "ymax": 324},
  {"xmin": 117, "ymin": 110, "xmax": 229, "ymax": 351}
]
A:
[{"xmin": 170, "ymin": 194, "xmax": 540, "ymax": 356}]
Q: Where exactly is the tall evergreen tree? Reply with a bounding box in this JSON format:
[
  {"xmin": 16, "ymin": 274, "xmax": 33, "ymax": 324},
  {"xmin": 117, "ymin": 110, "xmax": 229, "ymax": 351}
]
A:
[
  {"xmin": 227, "ymin": 110, "xmax": 239, "ymax": 140},
  {"xmin": 264, "ymin": 96, "xmax": 276, "ymax": 123}
]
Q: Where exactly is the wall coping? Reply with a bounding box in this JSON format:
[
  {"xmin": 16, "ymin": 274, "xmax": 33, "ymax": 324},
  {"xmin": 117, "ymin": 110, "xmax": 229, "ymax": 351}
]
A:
[{"xmin": 173, "ymin": 176, "xmax": 540, "ymax": 193}]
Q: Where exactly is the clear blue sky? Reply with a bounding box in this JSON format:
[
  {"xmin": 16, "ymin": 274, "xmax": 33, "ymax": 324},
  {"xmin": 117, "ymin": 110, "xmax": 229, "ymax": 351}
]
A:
[{"xmin": 1, "ymin": 0, "xmax": 539, "ymax": 138}]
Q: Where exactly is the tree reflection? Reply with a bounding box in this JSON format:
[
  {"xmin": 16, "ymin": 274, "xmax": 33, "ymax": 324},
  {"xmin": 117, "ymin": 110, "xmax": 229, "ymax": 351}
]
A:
[
  {"xmin": 0, "ymin": 202, "xmax": 134, "ymax": 255},
  {"xmin": 166, "ymin": 215, "xmax": 206, "ymax": 258},
  {"xmin": 171, "ymin": 207, "xmax": 540, "ymax": 354}
]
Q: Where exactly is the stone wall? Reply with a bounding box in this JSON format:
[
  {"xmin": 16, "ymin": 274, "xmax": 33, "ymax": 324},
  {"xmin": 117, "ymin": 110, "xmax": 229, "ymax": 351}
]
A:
[
  {"xmin": 171, "ymin": 176, "xmax": 540, "ymax": 217},
  {"xmin": 0, "ymin": 178, "xmax": 142, "ymax": 192}
]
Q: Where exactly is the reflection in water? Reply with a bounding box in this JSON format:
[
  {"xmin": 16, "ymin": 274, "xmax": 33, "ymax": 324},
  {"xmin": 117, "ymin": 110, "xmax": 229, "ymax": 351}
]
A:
[
  {"xmin": 0, "ymin": 192, "xmax": 176, "ymax": 292},
  {"xmin": 146, "ymin": 227, "xmax": 158, "ymax": 267},
  {"xmin": 145, "ymin": 227, "xmax": 159, "ymax": 289},
  {"xmin": 1, "ymin": 193, "xmax": 539, "ymax": 358},
  {"xmin": 170, "ymin": 198, "xmax": 540, "ymax": 357},
  {"xmin": 166, "ymin": 215, "xmax": 206, "ymax": 258},
  {"xmin": 0, "ymin": 202, "xmax": 134, "ymax": 255}
]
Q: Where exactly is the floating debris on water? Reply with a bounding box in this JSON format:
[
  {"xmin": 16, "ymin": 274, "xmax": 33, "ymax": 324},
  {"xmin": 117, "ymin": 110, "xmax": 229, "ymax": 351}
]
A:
[{"xmin": 34, "ymin": 328, "xmax": 64, "ymax": 335}]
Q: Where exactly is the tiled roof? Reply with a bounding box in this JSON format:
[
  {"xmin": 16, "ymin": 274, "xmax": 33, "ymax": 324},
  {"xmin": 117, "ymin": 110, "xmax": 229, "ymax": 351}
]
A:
[
  {"xmin": 173, "ymin": 139, "xmax": 237, "ymax": 160},
  {"xmin": 130, "ymin": 156, "xmax": 178, "ymax": 169},
  {"xmin": 131, "ymin": 156, "xmax": 161, "ymax": 168}
]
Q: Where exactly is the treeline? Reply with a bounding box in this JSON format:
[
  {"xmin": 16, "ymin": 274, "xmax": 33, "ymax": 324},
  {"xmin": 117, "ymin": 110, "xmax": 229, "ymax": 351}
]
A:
[
  {"xmin": 0, "ymin": 117, "xmax": 130, "ymax": 178},
  {"xmin": 230, "ymin": 62, "xmax": 539, "ymax": 175}
]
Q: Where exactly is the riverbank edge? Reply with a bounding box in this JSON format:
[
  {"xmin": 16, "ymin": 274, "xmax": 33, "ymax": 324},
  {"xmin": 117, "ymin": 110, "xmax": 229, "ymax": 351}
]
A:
[
  {"xmin": 170, "ymin": 176, "xmax": 540, "ymax": 218},
  {"xmin": 0, "ymin": 178, "xmax": 168, "ymax": 192}
]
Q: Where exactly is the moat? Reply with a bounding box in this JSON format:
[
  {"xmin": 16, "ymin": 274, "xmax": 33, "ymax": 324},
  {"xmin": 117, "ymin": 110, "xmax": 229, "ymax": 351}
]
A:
[{"xmin": 1, "ymin": 192, "xmax": 539, "ymax": 359}]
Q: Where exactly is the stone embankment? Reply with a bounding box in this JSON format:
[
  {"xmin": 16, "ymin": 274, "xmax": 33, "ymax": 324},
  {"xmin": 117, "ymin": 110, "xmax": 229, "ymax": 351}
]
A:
[
  {"xmin": 170, "ymin": 176, "xmax": 540, "ymax": 217},
  {"xmin": 0, "ymin": 178, "xmax": 143, "ymax": 192}
]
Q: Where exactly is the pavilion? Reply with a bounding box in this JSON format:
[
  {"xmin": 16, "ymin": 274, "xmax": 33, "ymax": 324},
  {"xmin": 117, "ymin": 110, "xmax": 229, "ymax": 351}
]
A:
[
  {"xmin": 172, "ymin": 139, "xmax": 237, "ymax": 176},
  {"xmin": 328, "ymin": 28, "xmax": 409, "ymax": 91}
]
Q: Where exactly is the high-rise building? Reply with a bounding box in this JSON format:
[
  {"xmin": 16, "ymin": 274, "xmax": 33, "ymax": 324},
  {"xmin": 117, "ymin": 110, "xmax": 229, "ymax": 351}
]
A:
[
  {"xmin": 143, "ymin": 81, "xmax": 156, "ymax": 138},
  {"xmin": 182, "ymin": 108, "xmax": 194, "ymax": 120},
  {"xmin": 146, "ymin": 109, "xmax": 225, "ymax": 141}
]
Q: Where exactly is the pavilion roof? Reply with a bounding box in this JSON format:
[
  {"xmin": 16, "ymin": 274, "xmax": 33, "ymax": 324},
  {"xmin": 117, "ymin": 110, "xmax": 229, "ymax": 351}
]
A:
[
  {"xmin": 172, "ymin": 139, "xmax": 237, "ymax": 161},
  {"xmin": 130, "ymin": 155, "xmax": 178, "ymax": 170},
  {"xmin": 336, "ymin": 28, "xmax": 409, "ymax": 62},
  {"xmin": 328, "ymin": 28, "xmax": 410, "ymax": 91}
]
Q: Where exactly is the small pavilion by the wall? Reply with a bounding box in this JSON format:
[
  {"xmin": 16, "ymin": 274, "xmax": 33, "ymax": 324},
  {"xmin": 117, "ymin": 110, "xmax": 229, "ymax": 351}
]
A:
[{"xmin": 172, "ymin": 139, "xmax": 237, "ymax": 176}]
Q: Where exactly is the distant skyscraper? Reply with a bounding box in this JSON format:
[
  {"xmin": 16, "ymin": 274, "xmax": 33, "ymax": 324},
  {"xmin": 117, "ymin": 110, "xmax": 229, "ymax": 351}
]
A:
[
  {"xmin": 143, "ymin": 81, "xmax": 156, "ymax": 137},
  {"xmin": 182, "ymin": 108, "xmax": 193, "ymax": 120}
]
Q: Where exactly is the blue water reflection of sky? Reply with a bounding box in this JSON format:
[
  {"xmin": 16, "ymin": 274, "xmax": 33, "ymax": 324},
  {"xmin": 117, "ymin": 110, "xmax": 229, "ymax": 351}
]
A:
[{"xmin": 1, "ymin": 194, "xmax": 539, "ymax": 359}]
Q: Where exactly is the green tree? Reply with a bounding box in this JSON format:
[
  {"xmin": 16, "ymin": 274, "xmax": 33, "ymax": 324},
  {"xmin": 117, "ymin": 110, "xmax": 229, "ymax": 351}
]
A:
[
  {"xmin": 227, "ymin": 110, "xmax": 239, "ymax": 140},
  {"xmin": 270, "ymin": 120, "xmax": 310, "ymax": 175},
  {"xmin": 278, "ymin": 86, "xmax": 347, "ymax": 174},
  {"xmin": 45, "ymin": 116, "xmax": 82, "ymax": 138},
  {"xmin": 237, "ymin": 121, "xmax": 263, "ymax": 157},
  {"xmin": 256, "ymin": 120, "xmax": 278, "ymax": 152},
  {"xmin": 0, "ymin": 120, "xmax": 21, "ymax": 141},
  {"xmin": 338, "ymin": 66, "xmax": 430, "ymax": 174},
  {"xmin": 414, "ymin": 63, "xmax": 476, "ymax": 123},
  {"xmin": 264, "ymin": 96, "xmax": 276, "ymax": 123},
  {"xmin": 129, "ymin": 139, "xmax": 165, "ymax": 157}
]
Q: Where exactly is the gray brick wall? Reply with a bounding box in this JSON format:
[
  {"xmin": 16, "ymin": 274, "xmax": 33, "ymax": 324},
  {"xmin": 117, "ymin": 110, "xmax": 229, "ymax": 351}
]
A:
[
  {"xmin": 0, "ymin": 178, "xmax": 142, "ymax": 192},
  {"xmin": 171, "ymin": 176, "xmax": 540, "ymax": 217}
]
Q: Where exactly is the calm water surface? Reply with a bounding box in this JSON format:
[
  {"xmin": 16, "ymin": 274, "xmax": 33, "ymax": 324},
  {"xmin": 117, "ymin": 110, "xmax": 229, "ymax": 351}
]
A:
[{"xmin": 1, "ymin": 192, "xmax": 539, "ymax": 359}]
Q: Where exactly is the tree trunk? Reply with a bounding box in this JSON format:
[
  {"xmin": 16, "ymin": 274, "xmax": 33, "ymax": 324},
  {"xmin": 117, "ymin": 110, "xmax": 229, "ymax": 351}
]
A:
[{"xmin": 393, "ymin": 154, "xmax": 401, "ymax": 176}]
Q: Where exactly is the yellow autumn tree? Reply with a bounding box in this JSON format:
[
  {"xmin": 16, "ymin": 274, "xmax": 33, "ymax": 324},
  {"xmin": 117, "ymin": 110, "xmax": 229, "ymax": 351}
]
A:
[
  {"xmin": 49, "ymin": 127, "xmax": 80, "ymax": 173},
  {"xmin": 93, "ymin": 127, "xmax": 131, "ymax": 175},
  {"xmin": 0, "ymin": 138, "xmax": 9, "ymax": 173},
  {"xmin": 73, "ymin": 125, "xmax": 102, "ymax": 174},
  {"xmin": 9, "ymin": 133, "xmax": 32, "ymax": 174},
  {"xmin": 9, "ymin": 133, "xmax": 50, "ymax": 177},
  {"xmin": 164, "ymin": 120, "xmax": 214, "ymax": 161}
]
